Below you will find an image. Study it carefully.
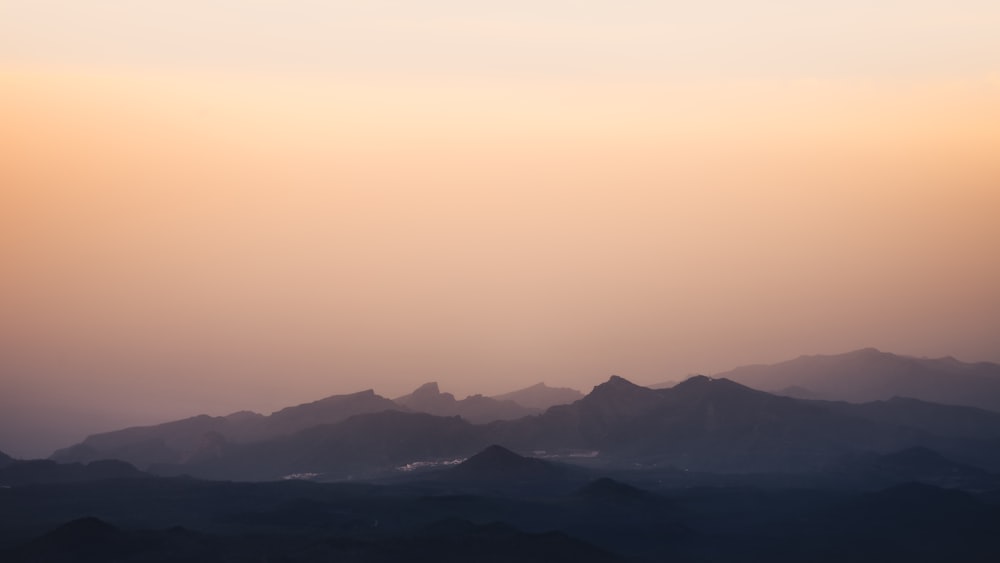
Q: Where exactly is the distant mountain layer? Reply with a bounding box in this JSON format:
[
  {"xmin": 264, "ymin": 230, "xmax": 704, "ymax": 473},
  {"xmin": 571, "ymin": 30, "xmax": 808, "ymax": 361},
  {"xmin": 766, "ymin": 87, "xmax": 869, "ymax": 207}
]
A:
[
  {"xmin": 491, "ymin": 383, "xmax": 584, "ymax": 410},
  {"xmin": 157, "ymin": 375, "xmax": 1000, "ymax": 480},
  {"xmin": 50, "ymin": 380, "xmax": 583, "ymax": 469},
  {"xmin": 717, "ymin": 348, "xmax": 1000, "ymax": 411},
  {"xmin": 395, "ymin": 382, "xmax": 537, "ymax": 423},
  {"xmin": 51, "ymin": 390, "xmax": 402, "ymax": 468}
]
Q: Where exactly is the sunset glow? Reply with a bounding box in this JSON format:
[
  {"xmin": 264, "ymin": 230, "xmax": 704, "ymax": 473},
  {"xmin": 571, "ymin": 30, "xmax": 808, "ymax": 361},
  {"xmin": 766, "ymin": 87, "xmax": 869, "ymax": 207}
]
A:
[{"xmin": 2, "ymin": 1, "xmax": 999, "ymax": 458}]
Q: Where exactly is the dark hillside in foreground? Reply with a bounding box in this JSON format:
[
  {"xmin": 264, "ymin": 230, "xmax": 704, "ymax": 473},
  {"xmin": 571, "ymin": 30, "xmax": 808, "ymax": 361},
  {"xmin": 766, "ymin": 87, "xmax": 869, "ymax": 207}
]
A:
[
  {"xmin": 2, "ymin": 473, "xmax": 998, "ymax": 562},
  {"xmin": 0, "ymin": 458, "xmax": 148, "ymax": 486}
]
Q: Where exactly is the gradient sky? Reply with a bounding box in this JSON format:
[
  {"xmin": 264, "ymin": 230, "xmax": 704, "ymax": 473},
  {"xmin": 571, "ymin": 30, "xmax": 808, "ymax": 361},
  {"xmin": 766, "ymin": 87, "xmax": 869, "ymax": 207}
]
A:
[{"xmin": 2, "ymin": 1, "xmax": 999, "ymax": 458}]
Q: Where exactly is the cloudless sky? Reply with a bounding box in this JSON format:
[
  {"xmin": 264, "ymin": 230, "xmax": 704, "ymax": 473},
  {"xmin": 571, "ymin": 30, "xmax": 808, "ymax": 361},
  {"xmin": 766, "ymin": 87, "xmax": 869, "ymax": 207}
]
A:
[{"xmin": 2, "ymin": 1, "xmax": 999, "ymax": 457}]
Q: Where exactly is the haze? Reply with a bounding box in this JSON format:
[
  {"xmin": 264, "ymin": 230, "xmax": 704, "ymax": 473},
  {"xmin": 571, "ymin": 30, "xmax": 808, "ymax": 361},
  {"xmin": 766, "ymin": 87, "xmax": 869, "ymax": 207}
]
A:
[{"xmin": 2, "ymin": 1, "xmax": 999, "ymax": 458}]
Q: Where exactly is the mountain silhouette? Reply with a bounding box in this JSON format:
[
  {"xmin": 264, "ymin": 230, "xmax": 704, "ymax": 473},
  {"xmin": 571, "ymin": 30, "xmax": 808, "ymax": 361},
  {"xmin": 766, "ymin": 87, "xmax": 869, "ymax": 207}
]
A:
[
  {"xmin": 263, "ymin": 389, "xmax": 402, "ymax": 436},
  {"xmin": 717, "ymin": 348, "xmax": 1000, "ymax": 411},
  {"xmin": 52, "ymin": 389, "xmax": 403, "ymax": 469},
  {"xmin": 448, "ymin": 445, "xmax": 572, "ymax": 482},
  {"xmin": 491, "ymin": 383, "xmax": 584, "ymax": 410},
  {"xmin": 394, "ymin": 382, "xmax": 537, "ymax": 423},
  {"xmin": 51, "ymin": 371, "xmax": 1000, "ymax": 481},
  {"xmin": 0, "ymin": 449, "xmax": 13, "ymax": 468}
]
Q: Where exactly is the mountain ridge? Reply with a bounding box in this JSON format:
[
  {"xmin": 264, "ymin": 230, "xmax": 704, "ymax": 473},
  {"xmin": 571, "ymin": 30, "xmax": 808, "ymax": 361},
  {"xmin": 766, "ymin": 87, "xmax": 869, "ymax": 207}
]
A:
[{"xmin": 717, "ymin": 348, "xmax": 1000, "ymax": 411}]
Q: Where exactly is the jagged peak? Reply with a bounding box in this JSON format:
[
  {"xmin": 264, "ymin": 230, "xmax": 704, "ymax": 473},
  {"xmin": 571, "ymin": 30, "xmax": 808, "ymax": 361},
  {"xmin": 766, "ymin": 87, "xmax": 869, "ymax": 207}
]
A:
[
  {"xmin": 581, "ymin": 375, "xmax": 662, "ymax": 411},
  {"xmin": 412, "ymin": 382, "xmax": 441, "ymax": 395},
  {"xmin": 593, "ymin": 374, "xmax": 644, "ymax": 391}
]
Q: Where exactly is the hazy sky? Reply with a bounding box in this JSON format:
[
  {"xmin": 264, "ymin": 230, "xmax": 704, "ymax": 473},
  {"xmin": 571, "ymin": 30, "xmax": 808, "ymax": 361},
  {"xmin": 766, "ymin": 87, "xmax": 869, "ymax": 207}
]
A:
[{"xmin": 2, "ymin": 1, "xmax": 999, "ymax": 458}]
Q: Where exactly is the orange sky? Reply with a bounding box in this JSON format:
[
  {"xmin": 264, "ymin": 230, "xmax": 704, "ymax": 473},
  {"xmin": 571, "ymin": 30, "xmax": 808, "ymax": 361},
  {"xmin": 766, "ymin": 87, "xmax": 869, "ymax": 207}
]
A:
[{"xmin": 1, "ymin": 1, "xmax": 999, "ymax": 458}]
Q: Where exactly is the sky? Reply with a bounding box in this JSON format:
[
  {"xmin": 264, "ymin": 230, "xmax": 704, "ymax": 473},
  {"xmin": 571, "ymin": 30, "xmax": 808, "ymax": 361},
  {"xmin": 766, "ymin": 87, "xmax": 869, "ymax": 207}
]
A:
[{"xmin": 1, "ymin": 1, "xmax": 999, "ymax": 458}]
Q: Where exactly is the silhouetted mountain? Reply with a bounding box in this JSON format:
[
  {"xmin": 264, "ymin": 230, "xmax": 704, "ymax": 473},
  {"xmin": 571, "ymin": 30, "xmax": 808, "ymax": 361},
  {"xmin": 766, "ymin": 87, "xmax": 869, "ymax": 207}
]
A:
[
  {"xmin": 153, "ymin": 373, "xmax": 1000, "ymax": 480},
  {"xmin": 0, "ymin": 459, "xmax": 148, "ymax": 486},
  {"xmin": 818, "ymin": 395, "xmax": 1000, "ymax": 470},
  {"xmin": 51, "ymin": 389, "xmax": 402, "ymax": 469},
  {"xmin": 718, "ymin": 348, "xmax": 1000, "ymax": 411},
  {"xmin": 395, "ymin": 382, "xmax": 537, "ymax": 423},
  {"xmin": 448, "ymin": 445, "xmax": 575, "ymax": 483},
  {"xmin": 491, "ymin": 383, "xmax": 584, "ymax": 410},
  {"xmin": 489, "ymin": 375, "xmax": 878, "ymax": 471},
  {"xmin": 263, "ymin": 389, "xmax": 403, "ymax": 437},
  {"xmin": 823, "ymin": 395, "xmax": 1000, "ymax": 439},
  {"xmin": 160, "ymin": 410, "xmax": 487, "ymax": 481},
  {"xmin": 0, "ymin": 449, "xmax": 13, "ymax": 468}
]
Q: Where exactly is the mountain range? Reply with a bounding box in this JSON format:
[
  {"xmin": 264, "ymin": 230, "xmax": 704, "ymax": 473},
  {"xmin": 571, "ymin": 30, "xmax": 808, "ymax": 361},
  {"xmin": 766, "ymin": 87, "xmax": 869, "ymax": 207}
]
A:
[
  {"xmin": 717, "ymin": 348, "xmax": 1000, "ymax": 411},
  {"xmin": 9, "ymin": 348, "xmax": 1000, "ymax": 563},
  {"xmin": 50, "ymin": 381, "xmax": 580, "ymax": 469},
  {"xmin": 123, "ymin": 374, "xmax": 1000, "ymax": 481},
  {"xmin": 44, "ymin": 349, "xmax": 1000, "ymax": 481}
]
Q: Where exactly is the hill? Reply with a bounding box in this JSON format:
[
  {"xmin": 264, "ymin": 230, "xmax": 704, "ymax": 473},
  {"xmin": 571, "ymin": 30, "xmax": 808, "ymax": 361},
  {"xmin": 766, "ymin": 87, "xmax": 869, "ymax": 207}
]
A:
[{"xmin": 448, "ymin": 445, "xmax": 577, "ymax": 484}]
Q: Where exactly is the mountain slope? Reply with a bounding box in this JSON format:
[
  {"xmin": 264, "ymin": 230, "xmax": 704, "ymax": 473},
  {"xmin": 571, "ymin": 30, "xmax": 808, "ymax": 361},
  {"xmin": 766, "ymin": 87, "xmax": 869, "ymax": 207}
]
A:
[{"xmin": 717, "ymin": 348, "xmax": 1000, "ymax": 411}]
